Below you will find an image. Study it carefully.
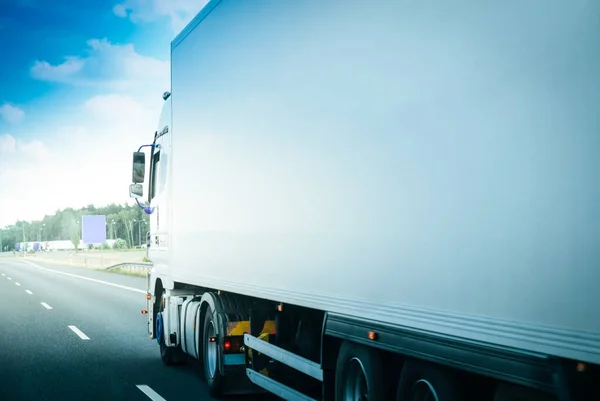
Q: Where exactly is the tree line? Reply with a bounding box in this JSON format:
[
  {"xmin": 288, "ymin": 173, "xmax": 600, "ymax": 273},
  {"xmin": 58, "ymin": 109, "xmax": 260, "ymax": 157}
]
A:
[{"xmin": 0, "ymin": 203, "xmax": 150, "ymax": 252}]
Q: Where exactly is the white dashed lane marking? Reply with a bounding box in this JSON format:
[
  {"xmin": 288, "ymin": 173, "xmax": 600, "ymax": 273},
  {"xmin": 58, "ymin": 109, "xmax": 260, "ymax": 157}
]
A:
[
  {"xmin": 68, "ymin": 325, "xmax": 90, "ymax": 340},
  {"xmin": 136, "ymin": 385, "xmax": 167, "ymax": 401}
]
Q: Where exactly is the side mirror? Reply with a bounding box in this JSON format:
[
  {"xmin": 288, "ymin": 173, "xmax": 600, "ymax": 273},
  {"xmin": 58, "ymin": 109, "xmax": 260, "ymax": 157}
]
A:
[
  {"xmin": 132, "ymin": 152, "xmax": 146, "ymax": 183},
  {"xmin": 129, "ymin": 183, "xmax": 143, "ymax": 199}
]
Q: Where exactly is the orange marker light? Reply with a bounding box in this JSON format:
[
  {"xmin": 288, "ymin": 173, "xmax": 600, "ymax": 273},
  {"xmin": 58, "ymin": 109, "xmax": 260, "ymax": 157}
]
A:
[
  {"xmin": 368, "ymin": 331, "xmax": 378, "ymax": 341},
  {"xmin": 208, "ymin": 337, "xmax": 217, "ymax": 343},
  {"xmin": 146, "ymin": 294, "xmax": 151, "ymax": 300},
  {"xmin": 141, "ymin": 310, "xmax": 148, "ymax": 314},
  {"xmin": 576, "ymin": 362, "xmax": 586, "ymax": 372},
  {"xmin": 277, "ymin": 304, "xmax": 283, "ymax": 312}
]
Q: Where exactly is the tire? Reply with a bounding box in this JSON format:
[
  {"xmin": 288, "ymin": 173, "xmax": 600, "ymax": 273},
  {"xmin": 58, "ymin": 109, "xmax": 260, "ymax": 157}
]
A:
[
  {"xmin": 335, "ymin": 341, "xmax": 387, "ymax": 401},
  {"xmin": 202, "ymin": 308, "xmax": 224, "ymax": 397},
  {"xmin": 396, "ymin": 360, "xmax": 464, "ymax": 401},
  {"xmin": 157, "ymin": 294, "xmax": 178, "ymax": 366}
]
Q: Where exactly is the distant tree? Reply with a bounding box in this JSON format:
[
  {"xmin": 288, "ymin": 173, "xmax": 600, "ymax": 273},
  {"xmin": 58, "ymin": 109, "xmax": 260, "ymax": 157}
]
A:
[
  {"xmin": 113, "ymin": 238, "xmax": 128, "ymax": 250},
  {"xmin": 2, "ymin": 202, "xmax": 149, "ymax": 245},
  {"xmin": 69, "ymin": 220, "xmax": 80, "ymax": 252},
  {"xmin": 70, "ymin": 232, "xmax": 80, "ymax": 252}
]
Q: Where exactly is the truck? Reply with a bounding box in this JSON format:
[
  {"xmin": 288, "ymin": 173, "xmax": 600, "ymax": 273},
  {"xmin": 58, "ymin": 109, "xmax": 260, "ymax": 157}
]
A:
[{"xmin": 128, "ymin": 1, "xmax": 600, "ymax": 400}]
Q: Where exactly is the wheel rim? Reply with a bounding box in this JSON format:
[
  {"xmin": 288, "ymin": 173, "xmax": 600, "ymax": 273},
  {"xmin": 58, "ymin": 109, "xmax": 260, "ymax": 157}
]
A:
[
  {"xmin": 343, "ymin": 357, "xmax": 369, "ymax": 401},
  {"xmin": 206, "ymin": 321, "xmax": 217, "ymax": 379},
  {"xmin": 410, "ymin": 379, "xmax": 439, "ymax": 401}
]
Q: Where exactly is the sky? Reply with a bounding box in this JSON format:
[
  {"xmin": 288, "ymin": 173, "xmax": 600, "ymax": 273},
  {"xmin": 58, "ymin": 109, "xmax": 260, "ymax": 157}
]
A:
[{"xmin": 0, "ymin": 0, "xmax": 209, "ymax": 227}]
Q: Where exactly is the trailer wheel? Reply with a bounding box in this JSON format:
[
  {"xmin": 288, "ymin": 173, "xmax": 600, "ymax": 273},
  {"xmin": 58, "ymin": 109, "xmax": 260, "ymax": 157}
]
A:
[
  {"xmin": 335, "ymin": 341, "xmax": 386, "ymax": 401},
  {"xmin": 202, "ymin": 308, "xmax": 223, "ymax": 397},
  {"xmin": 396, "ymin": 360, "xmax": 464, "ymax": 401}
]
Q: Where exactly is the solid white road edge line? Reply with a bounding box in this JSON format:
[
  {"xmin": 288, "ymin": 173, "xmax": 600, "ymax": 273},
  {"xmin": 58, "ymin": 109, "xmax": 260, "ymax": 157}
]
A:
[
  {"xmin": 68, "ymin": 325, "xmax": 90, "ymax": 340},
  {"xmin": 20, "ymin": 260, "xmax": 145, "ymax": 294},
  {"xmin": 25, "ymin": 290, "xmax": 33, "ymax": 295},
  {"xmin": 136, "ymin": 385, "xmax": 167, "ymax": 401},
  {"xmin": 40, "ymin": 302, "xmax": 53, "ymax": 310}
]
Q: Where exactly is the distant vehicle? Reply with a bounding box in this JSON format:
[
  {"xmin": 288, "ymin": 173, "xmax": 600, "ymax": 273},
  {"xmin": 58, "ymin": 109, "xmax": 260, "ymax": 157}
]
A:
[{"xmin": 129, "ymin": 1, "xmax": 600, "ymax": 400}]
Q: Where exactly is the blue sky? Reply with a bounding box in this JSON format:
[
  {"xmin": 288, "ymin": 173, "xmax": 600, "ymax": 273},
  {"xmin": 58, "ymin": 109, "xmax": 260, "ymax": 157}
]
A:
[
  {"xmin": 0, "ymin": 0, "xmax": 208, "ymax": 227},
  {"xmin": 1, "ymin": 0, "xmax": 169, "ymax": 105}
]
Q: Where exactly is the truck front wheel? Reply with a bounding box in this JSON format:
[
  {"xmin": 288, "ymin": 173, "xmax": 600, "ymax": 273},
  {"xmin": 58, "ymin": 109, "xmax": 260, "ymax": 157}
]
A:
[
  {"xmin": 156, "ymin": 312, "xmax": 176, "ymax": 365},
  {"xmin": 202, "ymin": 307, "xmax": 224, "ymax": 397},
  {"xmin": 157, "ymin": 293, "xmax": 180, "ymax": 365}
]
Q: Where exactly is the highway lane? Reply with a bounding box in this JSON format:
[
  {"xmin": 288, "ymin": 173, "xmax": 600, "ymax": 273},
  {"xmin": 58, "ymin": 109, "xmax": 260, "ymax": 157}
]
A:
[{"xmin": 0, "ymin": 257, "xmax": 271, "ymax": 401}]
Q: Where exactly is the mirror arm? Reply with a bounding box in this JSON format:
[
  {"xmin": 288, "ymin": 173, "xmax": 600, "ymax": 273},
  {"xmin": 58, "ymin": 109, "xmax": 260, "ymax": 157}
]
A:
[
  {"xmin": 135, "ymin": 198, "xmax": 155, "ymax": 215},
  {"xmin": 137, "ymin": 144, "xmax": 155, "ymax": 152}
]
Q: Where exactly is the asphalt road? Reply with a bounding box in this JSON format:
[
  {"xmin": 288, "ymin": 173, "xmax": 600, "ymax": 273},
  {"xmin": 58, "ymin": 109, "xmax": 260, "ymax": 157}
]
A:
[{"xmin": 0, "ymin": 257, "xmax": 270, "ymax": 401}]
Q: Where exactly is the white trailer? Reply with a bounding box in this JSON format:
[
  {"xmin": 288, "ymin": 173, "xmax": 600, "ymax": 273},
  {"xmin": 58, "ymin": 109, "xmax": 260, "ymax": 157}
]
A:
[
  {"xmin": 45, "ymin": 240, "xmax": 78, "ymax": 251},
  {"xmin": 129, "ymin": 1, "xmax": 600, "ymax": 400}
]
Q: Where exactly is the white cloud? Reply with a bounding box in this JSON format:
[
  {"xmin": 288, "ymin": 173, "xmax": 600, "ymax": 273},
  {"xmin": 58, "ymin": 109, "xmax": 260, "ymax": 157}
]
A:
[
  {"xmin": 0, "ymin": 93, "xmax": 161, "ymax": 228},
  {"xmin": 0, "ymin": 134, "xmax": 47, "ymax": 158},
  {"xmin": 0, "ymin": 103, "xmax": 25, "ymax": 125},
  {"xmin": 113, "ymin": 0, "xmax": 209, "ymax": 33},
  {"xmin": 30, "ymin": 57, "xmax": 84, "ymax": 84},
  {"xmin": 84, "ymin": 94, "xmax": 153, "ymax": 124},
  {"xmin": 113, "ymin": 3, "xmax": 128, "ymax": 17},
  {"xmin": 0, "ymin": 133, "xmax": 17, "ymax": 153},
  {"xmin": 0, "ymin": 35, "xmax": 170, "ymax": 228},
  {"xmin": 30, "ymin": 38, "xmax": 169, "ymax": 90},
  {"xmin": 0, "ymin": 134, "xmax": 53, "ymax": 225},
  {"xmin": 16, "ymin": 139, "xmax": 50, "ymax": 160}
]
